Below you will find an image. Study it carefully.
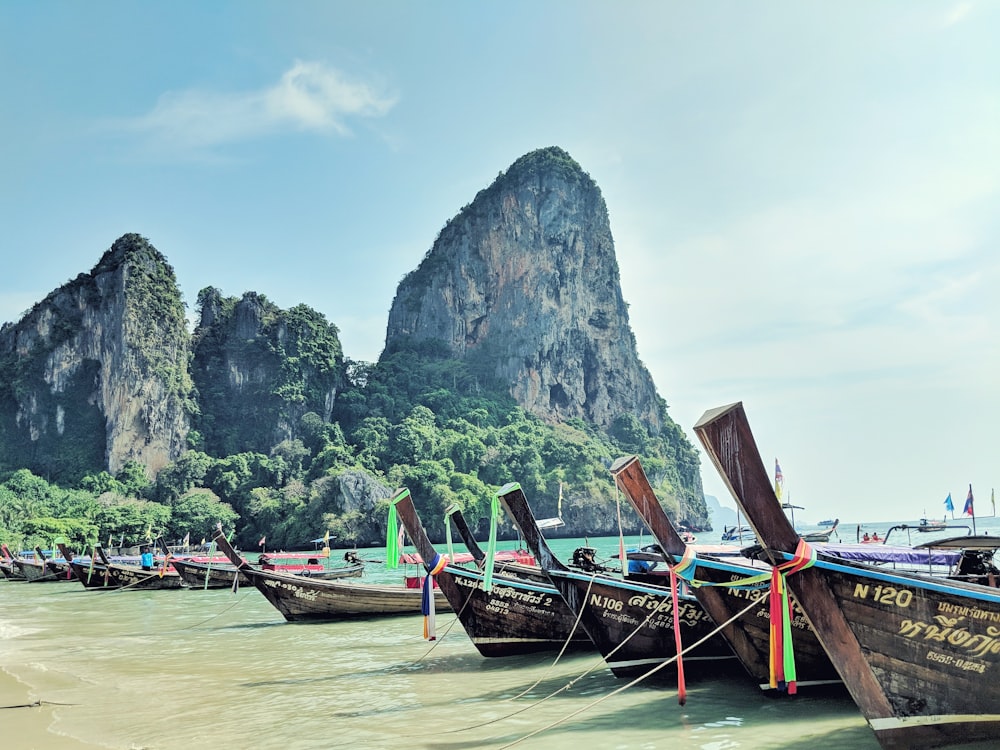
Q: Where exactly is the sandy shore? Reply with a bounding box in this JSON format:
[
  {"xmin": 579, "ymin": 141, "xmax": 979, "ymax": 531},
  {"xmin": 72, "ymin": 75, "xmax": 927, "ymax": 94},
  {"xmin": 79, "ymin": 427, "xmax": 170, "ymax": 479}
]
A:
[{"xmin": 1, "ymin": 667, "xmax": 102, "ymax": 749}]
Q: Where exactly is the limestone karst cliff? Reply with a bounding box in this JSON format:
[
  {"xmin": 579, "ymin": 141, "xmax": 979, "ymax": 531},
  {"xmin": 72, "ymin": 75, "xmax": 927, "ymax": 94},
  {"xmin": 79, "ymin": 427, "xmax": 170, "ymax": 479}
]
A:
[
  {"xmin": 0, "ymin": 234, "xmax": 192, "ymax": 482},
  {"xmin": 0, "ymin": 147, "xmax": 711, "ymax": 539},
  {"xmin": 190, "ymin": 288, "xmax": 344, "ymax": 456},
  {"xmin": 384, "ymin": 147, "xmax": 708, "ymax": 529},
  {"xmin": 385, "ymin": 147, "xmax": 665, "ymax": 435}
]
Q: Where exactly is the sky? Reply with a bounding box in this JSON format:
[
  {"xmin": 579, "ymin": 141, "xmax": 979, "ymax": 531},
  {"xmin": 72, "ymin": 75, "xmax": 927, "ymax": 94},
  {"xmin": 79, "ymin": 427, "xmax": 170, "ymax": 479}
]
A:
[{"xmin": 2, "ymin": 2, "xmax": 998, "ymax": 524}]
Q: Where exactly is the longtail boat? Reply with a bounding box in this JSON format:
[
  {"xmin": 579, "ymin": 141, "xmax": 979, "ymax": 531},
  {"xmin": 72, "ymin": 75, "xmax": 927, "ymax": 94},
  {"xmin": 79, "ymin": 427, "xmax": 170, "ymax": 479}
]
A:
[
  {"xmin": 610, "ymin": 454, "xmax": 841, "ymax": 691},
  {"xmin": 170, "ymin": 558, "xmax": 252, "ymax": 589},
  {"xmin": 211, "ymin": 529, "xmax": 450, "ymax": 621},
  {"xmin": 9, "ymin": 548, "xmax": 49, "ymax": 582},
  {"xmin": 28, "ymin": 546, "xmax": 76, "ymax": 582},
  {"xmin": 695, "ymin": 401, "xmax": 1000, "ymax": 750},
  {"xmin": 496, "ymin": 482, "xmax": 738, "ymax": 679},
  {"xmin": 392, "ymin": 487, "xmax": 590, "ymax": 656},
  {"xmin": 58, "ymin": 544, "xmax": 120, "ymax": 589},
  {"xmin": 89, "ymin": 544, "xmax": 185, "ymax": 590},
  {"xmin": 0, "ymin": 544, "xmax": 23, "ymax": 580}
]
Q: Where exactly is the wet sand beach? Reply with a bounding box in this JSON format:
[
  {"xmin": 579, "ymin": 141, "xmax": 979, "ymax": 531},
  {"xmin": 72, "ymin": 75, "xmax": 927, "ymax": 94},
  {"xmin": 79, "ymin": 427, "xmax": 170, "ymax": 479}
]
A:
[{"xmin": 1, "ymin": 667, "xmax": 99, "ymax": 749}]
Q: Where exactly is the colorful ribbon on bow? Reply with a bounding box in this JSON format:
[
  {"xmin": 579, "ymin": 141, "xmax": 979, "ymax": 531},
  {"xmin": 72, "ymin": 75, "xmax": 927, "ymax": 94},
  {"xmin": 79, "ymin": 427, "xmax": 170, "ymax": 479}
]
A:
[
  {"xmin": 665, "ymin": 538, "xmax": 816, "ymax": 695},
  {"xmin": 481, "ymin": 493, "xmax": 500, "ymax": 593},
  {"xmin": 385, "ymin": 504, "xmax": 399, "ymax": 570},
  {"xmin": 768, "ymin": 539, "xmax": 817, "ymax": 693},
  {"xmin": 422, "ymin": 552, "xmax": 449, "ymax": 640}
]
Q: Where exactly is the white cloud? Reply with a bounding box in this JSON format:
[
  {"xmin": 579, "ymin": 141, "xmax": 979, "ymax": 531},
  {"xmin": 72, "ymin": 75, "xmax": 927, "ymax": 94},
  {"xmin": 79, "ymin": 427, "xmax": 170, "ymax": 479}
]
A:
[{"xmin": 116, "ymin": 60, "xmax": 396, "ymax": 153}]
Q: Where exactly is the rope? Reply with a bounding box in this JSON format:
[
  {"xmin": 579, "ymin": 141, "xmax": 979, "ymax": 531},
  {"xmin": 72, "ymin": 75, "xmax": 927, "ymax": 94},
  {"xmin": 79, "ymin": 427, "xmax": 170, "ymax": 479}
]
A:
[
  {"xmin": 495, "ymin": 595, "xmax": 764, "ymax": 748},
  {"xmin": 410, "ymin": 570, "xmax": 476, "ymax": 664},
  {"xmin": 505, "ymin": 575, "xmax": 596, "ymax": 701},
  {"xmin": 1, "ymin": 700, "xmax": 79, "ymax": 709},
  {"xmin": 442, "ymin": 572, "xmax": 683, "ymax": 736}
]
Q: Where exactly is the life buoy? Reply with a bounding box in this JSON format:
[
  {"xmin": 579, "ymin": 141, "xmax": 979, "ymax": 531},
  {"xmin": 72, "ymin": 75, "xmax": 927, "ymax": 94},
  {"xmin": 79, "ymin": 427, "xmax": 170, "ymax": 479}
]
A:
[{"xmin": 300, "ymin": 568, "xmax": 311, "ymax": 577}]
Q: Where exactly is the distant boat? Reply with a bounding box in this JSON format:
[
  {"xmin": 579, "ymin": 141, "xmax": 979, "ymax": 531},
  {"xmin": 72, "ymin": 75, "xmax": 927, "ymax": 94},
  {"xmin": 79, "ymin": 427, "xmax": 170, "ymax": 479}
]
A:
[
  {"xmin": 817, "ymin": 519, "xmax": 837, "ymax": 527},
  {"xmin": 720, "ymin": 524, "xmax": 754, "ymax": 542},
  {"xmin": 803, "ymin": 519, "xmax": 839, "ymax": 542},
  {"xmin": 917, "ymin": 517, "xmax": 947, "ymax": 532}
]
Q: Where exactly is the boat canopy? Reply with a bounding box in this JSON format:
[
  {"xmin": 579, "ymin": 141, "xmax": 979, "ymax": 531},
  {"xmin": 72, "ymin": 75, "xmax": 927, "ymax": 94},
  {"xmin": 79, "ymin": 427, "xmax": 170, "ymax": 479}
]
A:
[
  {"xmin": 913, "ymin": 535, "xmax": 1000, "ymax": 551},
  {"xmin": 814, "ymin": 542, "xmax": 961, "ymax": 566}
]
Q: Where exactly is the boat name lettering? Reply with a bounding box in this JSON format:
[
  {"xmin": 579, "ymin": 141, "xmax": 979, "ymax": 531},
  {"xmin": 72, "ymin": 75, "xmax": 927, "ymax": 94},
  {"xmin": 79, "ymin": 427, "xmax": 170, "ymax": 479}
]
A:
[
  {"xmin": 727, "ymin": 586, "xmax": 768, "ymax": 602},
  {"xmin": 262, "ymin": 578, "xmax": 318, "ymax": 601},
  {"xmin": 937, "ymin": 602, "xmax": 1000, "ymax": 623},
  {"xmin": 626, "ymin": 592, "xmax": 671, "ymax": 611},
  {"xmin": 926, "ymin": 651, "xmax": 988, "ymax": 673},
  {"xmin": 590, "ymin": 593, "xmax": 624, "ymax": 612},
  {"xmin": 754, "ymin": 609, "xmax": 810, "ymax": 630},
  {"xmin": 598, "ymin": 610, "xmax": 640, "ymax": 627},
  {"xmin": 852, "ymin": 583, "xmax": 913, "ymax": 608},
  {"xmin": 453, "ymin": 576, "xmax": 552, "ymax": 606},
  {"xmin": 899, "ymin": 616, "xmax": 1000, "ymax": 658}
]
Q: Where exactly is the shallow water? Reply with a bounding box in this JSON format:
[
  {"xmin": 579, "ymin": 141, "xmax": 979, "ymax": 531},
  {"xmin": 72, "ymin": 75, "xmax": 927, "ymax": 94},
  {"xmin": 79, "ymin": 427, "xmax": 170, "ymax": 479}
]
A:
[{"xmin": 2, "ymin": 527, "xmax": 995, "ymax": 749}]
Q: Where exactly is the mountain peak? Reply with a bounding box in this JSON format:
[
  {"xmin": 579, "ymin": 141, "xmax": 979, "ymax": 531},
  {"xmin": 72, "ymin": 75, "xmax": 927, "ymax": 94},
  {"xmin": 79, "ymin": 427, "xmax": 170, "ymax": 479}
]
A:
[{"xmin": 385, "ymin": 147, "xmax": 664, "ymax": 434}]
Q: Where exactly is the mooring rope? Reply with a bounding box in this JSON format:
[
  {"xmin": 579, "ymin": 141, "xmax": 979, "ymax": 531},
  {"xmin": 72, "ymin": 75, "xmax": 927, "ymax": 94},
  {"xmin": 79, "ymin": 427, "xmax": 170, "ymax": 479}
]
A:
[
  {"xmin": 505, "ymin": 575, "xmax": 596, "ymax": 701},
  {"xmin": 0, "ymin": 699, "xmax": 79, "ymax": 709},
  {"xmin": 495, "ymin": 594, "xmax": 764, "ymax": 748},
  {"xmin": 410, "ymin": 571, "xmax": 475, "ymax": 664},
  {"xmin": 441, "ymin": 571, "xmax": 695, "ymax": 736}
]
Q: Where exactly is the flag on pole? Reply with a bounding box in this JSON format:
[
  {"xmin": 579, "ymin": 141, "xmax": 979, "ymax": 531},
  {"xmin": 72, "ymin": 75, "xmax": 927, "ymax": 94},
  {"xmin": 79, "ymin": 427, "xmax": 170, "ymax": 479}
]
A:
[
  {"xmin": 258, "ymin": 535, "xmax": 266, "ymax": 547},
  {"xmin": 944, "ymin": 493, "xmax": 954, "ymax": 513},
  {"xmin": 964, "ymin": 485, "xmax": 975, "ymax": 516},
  {"xmin": 774, "ymin": 459, "xmax": 784, "ymax": 501}
]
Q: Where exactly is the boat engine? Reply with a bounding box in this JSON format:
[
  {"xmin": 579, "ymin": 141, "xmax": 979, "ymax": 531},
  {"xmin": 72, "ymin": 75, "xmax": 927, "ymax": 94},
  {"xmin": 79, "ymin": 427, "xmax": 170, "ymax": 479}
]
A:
[{"xmin": 571, "ymin": 546, "xmax": 607, "ymax": 572}]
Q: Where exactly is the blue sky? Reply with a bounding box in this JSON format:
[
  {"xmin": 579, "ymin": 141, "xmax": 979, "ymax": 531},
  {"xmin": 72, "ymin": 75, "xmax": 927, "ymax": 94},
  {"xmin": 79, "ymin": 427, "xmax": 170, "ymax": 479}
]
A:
[{"xmin": 2, "ymin": 2, "xmax": 998, "ymax": 523}]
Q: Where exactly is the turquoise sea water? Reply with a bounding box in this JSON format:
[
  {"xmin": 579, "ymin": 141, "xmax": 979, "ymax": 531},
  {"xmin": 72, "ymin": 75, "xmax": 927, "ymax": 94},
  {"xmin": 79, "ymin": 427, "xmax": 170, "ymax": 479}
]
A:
[{"xmin": 2, "ymin": 525, "xmax": 998, "ymax": 749}]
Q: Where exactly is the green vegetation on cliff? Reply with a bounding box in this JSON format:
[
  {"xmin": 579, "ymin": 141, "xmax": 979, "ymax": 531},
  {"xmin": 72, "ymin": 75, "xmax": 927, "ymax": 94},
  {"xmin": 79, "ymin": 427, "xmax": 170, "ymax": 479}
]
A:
[
  {"xmin": 0, "ymin": 335, "xmax": 705, "ymax": 553},
  {"xmin": 190, "ymin": 288, "xmax": 344, "ymax": 456}
]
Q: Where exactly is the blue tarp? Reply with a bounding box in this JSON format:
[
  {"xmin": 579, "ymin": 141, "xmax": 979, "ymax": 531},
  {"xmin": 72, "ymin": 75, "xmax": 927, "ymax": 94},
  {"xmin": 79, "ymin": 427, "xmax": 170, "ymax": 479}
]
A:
[{"xmin": 814, "ymin": 542, "xmax": 961, "ymax": 566}]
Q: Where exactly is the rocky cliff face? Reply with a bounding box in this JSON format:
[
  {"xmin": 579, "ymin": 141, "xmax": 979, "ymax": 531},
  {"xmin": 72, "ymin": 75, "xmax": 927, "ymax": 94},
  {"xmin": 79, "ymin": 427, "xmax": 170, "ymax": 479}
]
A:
[
  {"xmin": 0, "ymin": 234, "xmax": 191, "ymax": 481},
  {"xmin": 385, "ymin": 147, "xmax": 664, "ymax": 435},
  {"xmin": 190, "ymin": 288, "xmax": 343, "ymax": 457}
]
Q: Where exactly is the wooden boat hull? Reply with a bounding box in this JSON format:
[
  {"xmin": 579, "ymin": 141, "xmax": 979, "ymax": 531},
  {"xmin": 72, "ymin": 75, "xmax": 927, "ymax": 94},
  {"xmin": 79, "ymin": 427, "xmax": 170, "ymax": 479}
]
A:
[
  {"xmin": 436, "ymin": 568, "xmax": 588, "ymax": 656},
  {"xmin": 392, "ymin": 488, "xmax": 589, "ymax": 656},
  {"xmin": 612, "ymin": 454, "xmax": 840, "ymax": 690},
  {"xmin": 66, "ymin": 559, "xmax": 120, "ymax": 589},
  {"xmin": 171, "ymin": 559, "xmax": 252, "ymax": 589},
  {"xmin": 496, "ymin": 482, "xmax": 737, "ymax": 678},
  {"xmin": 106, "ymin": 563, "xmax": 185, "ymax": 590},
  {"xmin": 297, "ymin": 563, "xmax": 365, "ymax": 580},
  {"xmin": 544, "ymin": 567, "xmax": 737, "ymax": 677},
  {"xmin": 245, "ymin": 568, "xmax": 451, "ymax": 621},
  {"xmin": 14, "ymin": 558, "xmax": 55, "ymax": 582},
  {"xmin": 695, "ymin": 401, "xmax": 1000, "ymax": 750},
  {"xmin": 172, "ymin": 558, "xmax": 363, "ymax": 589}
]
